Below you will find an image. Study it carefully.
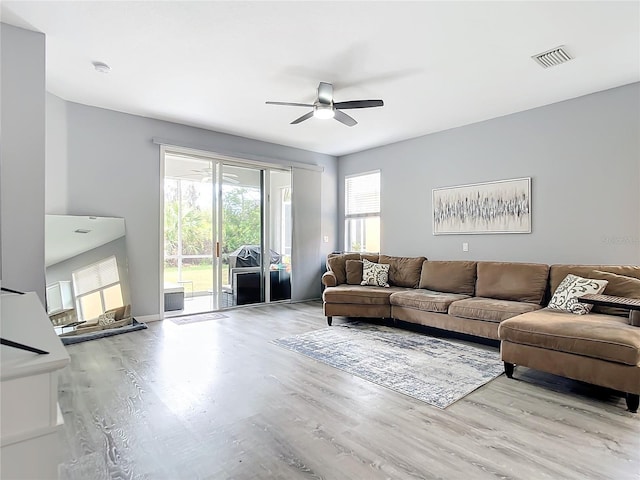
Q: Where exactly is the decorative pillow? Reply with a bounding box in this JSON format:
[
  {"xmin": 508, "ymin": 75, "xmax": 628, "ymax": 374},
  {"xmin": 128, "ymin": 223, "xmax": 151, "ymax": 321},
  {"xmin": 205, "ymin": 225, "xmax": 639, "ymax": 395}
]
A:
[
  {"xmin": 97, "ymin": 311, "xmax": 117, "ymax": 326},
  {"xmin": 547, "ymin": 274, "xmax": 608, "ymax": 315},
  {"xmin": 345, "ymin": 260, "xmax": 363, "ymax": 285},
  {"xmin": 361, "ymin": 259, "xmax": 390, "ymax": 287}
]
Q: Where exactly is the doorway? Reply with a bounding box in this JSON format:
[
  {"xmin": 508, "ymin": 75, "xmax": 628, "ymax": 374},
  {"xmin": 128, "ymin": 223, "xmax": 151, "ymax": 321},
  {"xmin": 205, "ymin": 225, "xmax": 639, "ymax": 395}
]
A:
[{"xmin": 162, "ymin": 150, "xmax": 292, "ymax": 316}]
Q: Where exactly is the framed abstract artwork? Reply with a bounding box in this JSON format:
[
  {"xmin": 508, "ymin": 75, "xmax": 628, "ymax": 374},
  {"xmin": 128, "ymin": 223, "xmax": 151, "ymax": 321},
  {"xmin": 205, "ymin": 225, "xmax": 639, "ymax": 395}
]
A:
[{"xmin": 432, "ymin": 177, "xmax": 531, "ymax": 235}]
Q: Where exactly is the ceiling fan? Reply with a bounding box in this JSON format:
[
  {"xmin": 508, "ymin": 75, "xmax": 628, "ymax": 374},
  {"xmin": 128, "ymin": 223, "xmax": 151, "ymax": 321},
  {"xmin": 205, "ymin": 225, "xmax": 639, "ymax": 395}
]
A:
[{"xmin": 266, "ymin": 82, "xmax": 384, "ymax": 127}]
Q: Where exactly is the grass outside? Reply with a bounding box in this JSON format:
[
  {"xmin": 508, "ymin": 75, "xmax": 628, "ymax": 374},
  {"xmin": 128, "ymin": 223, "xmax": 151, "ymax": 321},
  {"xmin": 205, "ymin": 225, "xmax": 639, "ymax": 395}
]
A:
[{"xmin": 164, "ymin": 264, "xmax": 230, "ymax": 293}]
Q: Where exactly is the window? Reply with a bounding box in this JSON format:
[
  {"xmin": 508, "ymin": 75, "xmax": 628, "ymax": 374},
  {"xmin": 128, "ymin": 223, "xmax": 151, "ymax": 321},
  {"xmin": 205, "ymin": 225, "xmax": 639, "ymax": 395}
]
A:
[
  {"xmin": 72, "ymin": 256, "xmax": 123, "ymax": 321},
  {"xmin": 345, "ymin": 171, "xmax": 380, "ymax": 252},
  {"xmin": 281, "ymin": 186, "xmax": 292, "ymax": 256}
]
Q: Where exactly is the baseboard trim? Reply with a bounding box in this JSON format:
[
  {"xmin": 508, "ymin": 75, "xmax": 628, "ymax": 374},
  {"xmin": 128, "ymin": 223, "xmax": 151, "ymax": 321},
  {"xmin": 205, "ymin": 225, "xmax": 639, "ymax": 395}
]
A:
[{"xmin": 135, "ymin": 314, "xmax": 161, "ymax": 323}]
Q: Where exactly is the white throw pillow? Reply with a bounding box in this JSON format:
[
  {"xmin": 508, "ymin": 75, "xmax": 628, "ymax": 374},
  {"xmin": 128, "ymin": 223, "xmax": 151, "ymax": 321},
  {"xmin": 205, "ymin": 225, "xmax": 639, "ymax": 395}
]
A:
[
  {"xmin": 98, "ymin": 311, "xmax": 117, "ymax": 326},
  {"xmin": 361, "ymin": 259, "xmax": 390, "ymax": 287},
  {"xmin": 548, "ymin": 274, "xmax": 608, "ymax": 315}
]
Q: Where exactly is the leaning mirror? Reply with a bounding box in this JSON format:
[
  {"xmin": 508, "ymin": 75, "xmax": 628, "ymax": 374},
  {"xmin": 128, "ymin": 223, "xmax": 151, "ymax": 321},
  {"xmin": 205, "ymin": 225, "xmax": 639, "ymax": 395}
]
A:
[{"xmin": 45, "ymin": 215, "xmax": 132, "ymax": 337}]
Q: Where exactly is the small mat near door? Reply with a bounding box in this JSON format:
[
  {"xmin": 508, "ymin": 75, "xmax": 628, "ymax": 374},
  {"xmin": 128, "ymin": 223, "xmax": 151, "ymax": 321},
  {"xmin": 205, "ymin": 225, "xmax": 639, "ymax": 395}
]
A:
[{"xmin": 170, "ymin": 312, "xmax": 228, "ymax": 325}]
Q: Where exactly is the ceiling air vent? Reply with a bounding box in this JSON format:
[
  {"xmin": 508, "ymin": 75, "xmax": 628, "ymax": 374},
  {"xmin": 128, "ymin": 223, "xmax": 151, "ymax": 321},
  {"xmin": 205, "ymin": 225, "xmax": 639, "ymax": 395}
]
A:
[{"xmin": 532, "ymin": 46, "xmax": 572, "ymax": 68}]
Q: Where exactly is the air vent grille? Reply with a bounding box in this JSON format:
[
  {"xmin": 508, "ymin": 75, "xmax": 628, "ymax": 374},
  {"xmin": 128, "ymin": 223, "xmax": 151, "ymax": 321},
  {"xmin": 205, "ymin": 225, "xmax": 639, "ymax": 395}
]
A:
[{"xmin": 532, "ymin": 46, "xmax": 572, "ymax": 68}]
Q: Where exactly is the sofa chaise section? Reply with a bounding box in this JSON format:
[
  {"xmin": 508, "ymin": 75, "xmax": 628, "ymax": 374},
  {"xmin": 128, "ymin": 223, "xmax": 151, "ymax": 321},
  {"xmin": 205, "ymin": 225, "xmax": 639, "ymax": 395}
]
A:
[{"xmin": 499, "ymin": 264, "xmax": 640, "ymax": 412}]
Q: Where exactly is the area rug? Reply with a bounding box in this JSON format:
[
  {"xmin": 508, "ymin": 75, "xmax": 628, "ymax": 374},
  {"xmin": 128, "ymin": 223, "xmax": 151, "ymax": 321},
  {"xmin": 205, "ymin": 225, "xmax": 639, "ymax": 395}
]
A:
[
  {"xmin": 273, "ymin": 322, "xmax": 503, "ymax": 408},
  {"xmin": 170, "ymin": 312, "xmax": 228, "ymax": 325},
  {"xmin": 61, "ymin": 319, "xmax": 147, "ymax": 345}
]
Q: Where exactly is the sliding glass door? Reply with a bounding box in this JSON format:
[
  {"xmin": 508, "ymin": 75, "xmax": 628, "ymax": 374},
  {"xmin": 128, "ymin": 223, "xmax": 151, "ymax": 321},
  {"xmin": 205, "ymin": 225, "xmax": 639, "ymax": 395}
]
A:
[
  {"xmin": 219, "ymin": 164, "xmax": 264, "ymax": 308},
  {"xmin": 164, "ymin": 155, "xmax": 216, "ymax": 314},
  {"xmin": 163, "ymin": 150, "xmax": 291, "ymax": 315}
]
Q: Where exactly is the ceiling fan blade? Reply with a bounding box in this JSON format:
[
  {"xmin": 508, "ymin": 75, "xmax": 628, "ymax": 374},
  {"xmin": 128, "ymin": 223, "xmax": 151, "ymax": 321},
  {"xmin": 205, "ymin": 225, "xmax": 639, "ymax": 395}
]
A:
[
  {"xmin": 291, "ymin": 111, "xmax": 314, "ymax": 124},
  {"xmin": 334, "ymin": 99, "xmax": 384, "ymax": 109},
  {"xmin": 266, "ymin": 101, "xmax": 314, "ymax": 107},
  {"xmin": 317, "ymin": 82, "xmax": 333, "ymax": 105},
  {"xmin": 334, "ymin": 110, "xmax": 357, "ymax": 127}
]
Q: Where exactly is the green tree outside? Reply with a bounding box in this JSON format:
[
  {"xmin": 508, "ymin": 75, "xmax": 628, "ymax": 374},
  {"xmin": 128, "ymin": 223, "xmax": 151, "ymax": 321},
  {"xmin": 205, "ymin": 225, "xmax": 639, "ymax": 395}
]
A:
[{"xmin": 164, "ymin": 182, "xmax": 262, "ymax": 292}]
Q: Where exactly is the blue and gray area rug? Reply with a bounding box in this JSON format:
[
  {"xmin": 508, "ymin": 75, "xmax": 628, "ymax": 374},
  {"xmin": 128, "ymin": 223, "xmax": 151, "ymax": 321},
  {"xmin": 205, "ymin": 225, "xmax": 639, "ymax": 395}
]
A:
[{"xmin": 273, "ymin": 322, "xmax": 503, "ymax": 409}]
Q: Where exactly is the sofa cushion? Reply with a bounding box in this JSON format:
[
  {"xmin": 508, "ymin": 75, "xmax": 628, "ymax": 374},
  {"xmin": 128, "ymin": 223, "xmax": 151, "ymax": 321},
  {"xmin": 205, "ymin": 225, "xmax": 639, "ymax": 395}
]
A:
[
  {"xmin": 360, "ymin": 253, "xmax": 380, "ymax": 263},
  {"xmin": 323, "ymin": 285, "xmax": 408, "ymax": 305},
  {"xmin": 448, "ymin": 297, "xmax": 542, "ymax": 323},
  {"xmin": 475, "ymin": 261, "xmax": 549, "ymax": 305},
  {"xmin": 390, "ymin": 289, "xmax": 471, "ymax": 313},
  {"xmin": 419, "ymin": 260, "xmax": 477, "ymax": 295},
  {"xmin": 361, "ymin": 259, "xmax": 390, "ymax": 287},
  {"xmin": 327, "ymin": 253, "xmax": 361, "ymax": 285},
  {"xmin": 499, "ymin": 309, "xmax": 640, "ymax": 366},
  {"xmin": 550, "ymin": 264, "xmax": 640, "ymax": 294},
  {"xmin": 379, "ymin": 255, "xmax": 426, "ymax": 288},
  {"xmin": 551, "ymin": 264, "xmax": 640, "ymax": 315},
  {"xmin": 547, "ymin": 274, "xmax": 608, "ymax": 315},
  {"xmin": 588, "ymin": 270, "xmax": 640, "ymax": 317},
  {"xmin": 345, "ymin": 259, "xmax": 363, "ymax": 285}
]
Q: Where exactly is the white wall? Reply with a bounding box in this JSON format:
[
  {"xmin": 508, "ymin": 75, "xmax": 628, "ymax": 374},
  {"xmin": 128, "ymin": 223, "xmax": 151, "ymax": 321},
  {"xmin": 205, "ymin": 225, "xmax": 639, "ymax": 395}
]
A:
[
  {"xmin": 0, "ymin": 24, "xmax": 46, "ymax": 301},
  {"xmin": 338, "ymin": 83, "xmax": 640, "ymax": 265},
  {"xmin": 57, "ymin": 102, "xmax": 337, "ymax": 316}
]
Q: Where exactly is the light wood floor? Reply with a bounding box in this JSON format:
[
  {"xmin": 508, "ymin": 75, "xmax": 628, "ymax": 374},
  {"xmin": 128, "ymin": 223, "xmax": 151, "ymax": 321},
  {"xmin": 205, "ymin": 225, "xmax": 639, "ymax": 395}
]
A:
[{"xmin": 57, "ymin": 301, "xmax": 640, "ymax": 480}]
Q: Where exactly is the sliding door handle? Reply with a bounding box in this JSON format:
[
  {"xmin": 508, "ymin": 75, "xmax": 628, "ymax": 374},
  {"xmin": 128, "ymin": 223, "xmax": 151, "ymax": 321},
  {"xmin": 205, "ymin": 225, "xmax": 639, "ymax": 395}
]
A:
[{"xmin": 216, "ymin": 242, "xmax": 221, "ymax": 258}]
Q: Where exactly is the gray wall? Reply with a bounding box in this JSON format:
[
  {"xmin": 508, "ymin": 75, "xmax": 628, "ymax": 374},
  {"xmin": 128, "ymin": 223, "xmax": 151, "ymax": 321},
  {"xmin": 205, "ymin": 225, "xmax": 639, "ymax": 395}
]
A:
[
  {"xmin": 45, "ymin": 236, "xmax": 131, "ymax": 307},
  {"xmin": 0, "ymin": 24, "xmax": 46, "ymax": 301},
  {"xmin": 338, "ymin": 83, "xmax": 640, "ymax": 265},
  {"xmin": 60, "ymin": 102, "xmax": 337, "ymax": 316},
  {"xmin": 45, "ymin": 92, "xmax": 68, "ymax": 214}
]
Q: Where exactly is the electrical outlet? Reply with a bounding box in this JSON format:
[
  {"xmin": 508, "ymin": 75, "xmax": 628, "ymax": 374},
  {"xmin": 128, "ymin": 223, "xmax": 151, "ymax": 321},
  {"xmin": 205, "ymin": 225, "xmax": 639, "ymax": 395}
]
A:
[
  {"xmin": 323, "ymin": 236, "xmax": 329, "ymax": 243},
  {"xmin": 462, "ymin": 242, "xmax": 469, "ymax": 252}
]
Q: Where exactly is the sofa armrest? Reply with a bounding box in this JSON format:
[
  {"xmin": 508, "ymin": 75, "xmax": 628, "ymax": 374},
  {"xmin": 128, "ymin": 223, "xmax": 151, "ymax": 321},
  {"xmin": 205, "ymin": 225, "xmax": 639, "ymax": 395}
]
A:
[{"xmin": 322, "ymin": 271, "xmax": 338, "ymax": 287}]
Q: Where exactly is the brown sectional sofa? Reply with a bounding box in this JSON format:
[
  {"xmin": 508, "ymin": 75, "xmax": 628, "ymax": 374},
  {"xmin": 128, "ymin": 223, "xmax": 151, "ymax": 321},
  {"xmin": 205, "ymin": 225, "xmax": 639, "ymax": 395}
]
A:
[{"xmin": 321, "ymin": 253, "xmax": 640, "ymax": 412}]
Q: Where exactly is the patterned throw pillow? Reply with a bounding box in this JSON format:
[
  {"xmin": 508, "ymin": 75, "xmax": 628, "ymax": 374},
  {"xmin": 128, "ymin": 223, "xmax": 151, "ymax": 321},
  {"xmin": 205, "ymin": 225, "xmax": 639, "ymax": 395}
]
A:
[
  {"xmin": 98, "ymin": 311, "xmax": 117, "ymax": 326},
  {"xmin": 361, "ymin": 258, "xmax": 390, "ymax": 287},
  {"xmin": 548, "ymin": 274, "xmax": 608, "ymax": 315}
]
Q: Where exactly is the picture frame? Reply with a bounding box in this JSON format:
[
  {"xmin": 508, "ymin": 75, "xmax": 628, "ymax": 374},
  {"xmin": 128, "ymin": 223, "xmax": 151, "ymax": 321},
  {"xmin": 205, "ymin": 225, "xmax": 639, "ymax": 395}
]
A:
[{"xmin": 432, "ymin": 177, "xmax": 531, "ymax": 235}]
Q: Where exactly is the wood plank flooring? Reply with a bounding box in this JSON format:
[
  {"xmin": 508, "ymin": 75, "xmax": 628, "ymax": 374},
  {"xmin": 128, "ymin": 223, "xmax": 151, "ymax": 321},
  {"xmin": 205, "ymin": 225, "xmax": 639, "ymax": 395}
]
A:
[{"xmin": 57, "ymin": 301, "xmax": 640, "ymax": 479}]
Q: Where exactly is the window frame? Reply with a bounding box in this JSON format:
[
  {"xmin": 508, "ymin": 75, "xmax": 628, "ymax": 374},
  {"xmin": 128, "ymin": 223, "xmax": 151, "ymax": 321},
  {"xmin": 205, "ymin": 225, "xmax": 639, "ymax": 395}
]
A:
[
  {"xmin": 344, "ymin": 170, "xmax": 381, "ymax": 253},
  {"xmin": 72, "ymin": 255, "xmax": 123, "ymax": 321}
]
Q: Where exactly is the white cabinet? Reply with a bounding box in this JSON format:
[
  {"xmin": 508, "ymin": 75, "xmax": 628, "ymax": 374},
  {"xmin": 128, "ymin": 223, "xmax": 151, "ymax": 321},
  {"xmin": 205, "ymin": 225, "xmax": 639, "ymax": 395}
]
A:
[
  {"xmin": 46, "ymin": 281, "xmax": 74, "ymax": 314},
  {"xmin": 1, "ymin": 292, "xmax": 70, "ymax": 479}
]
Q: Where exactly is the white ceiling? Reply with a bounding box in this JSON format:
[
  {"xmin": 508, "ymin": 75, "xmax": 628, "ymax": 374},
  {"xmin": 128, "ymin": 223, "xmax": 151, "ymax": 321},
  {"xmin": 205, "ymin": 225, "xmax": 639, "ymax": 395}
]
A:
[
  {"xmin": 45, "ymin": 215, "xmax": 125, "ymax": 267},
  {"xmin": 3, "ymin": 1, "xmax": 639, "ymax": 156}
]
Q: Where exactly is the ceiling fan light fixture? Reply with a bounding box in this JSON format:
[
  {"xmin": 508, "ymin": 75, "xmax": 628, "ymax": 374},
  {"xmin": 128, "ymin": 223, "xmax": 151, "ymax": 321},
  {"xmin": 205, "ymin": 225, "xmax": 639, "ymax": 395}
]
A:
[
  {"xmin": 313, "ymin": 105, "xmax": 335, "ymax": 120},
  {"xmin": 92, "ymin": 61, "xmax": 111, "ymax": 74}
]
